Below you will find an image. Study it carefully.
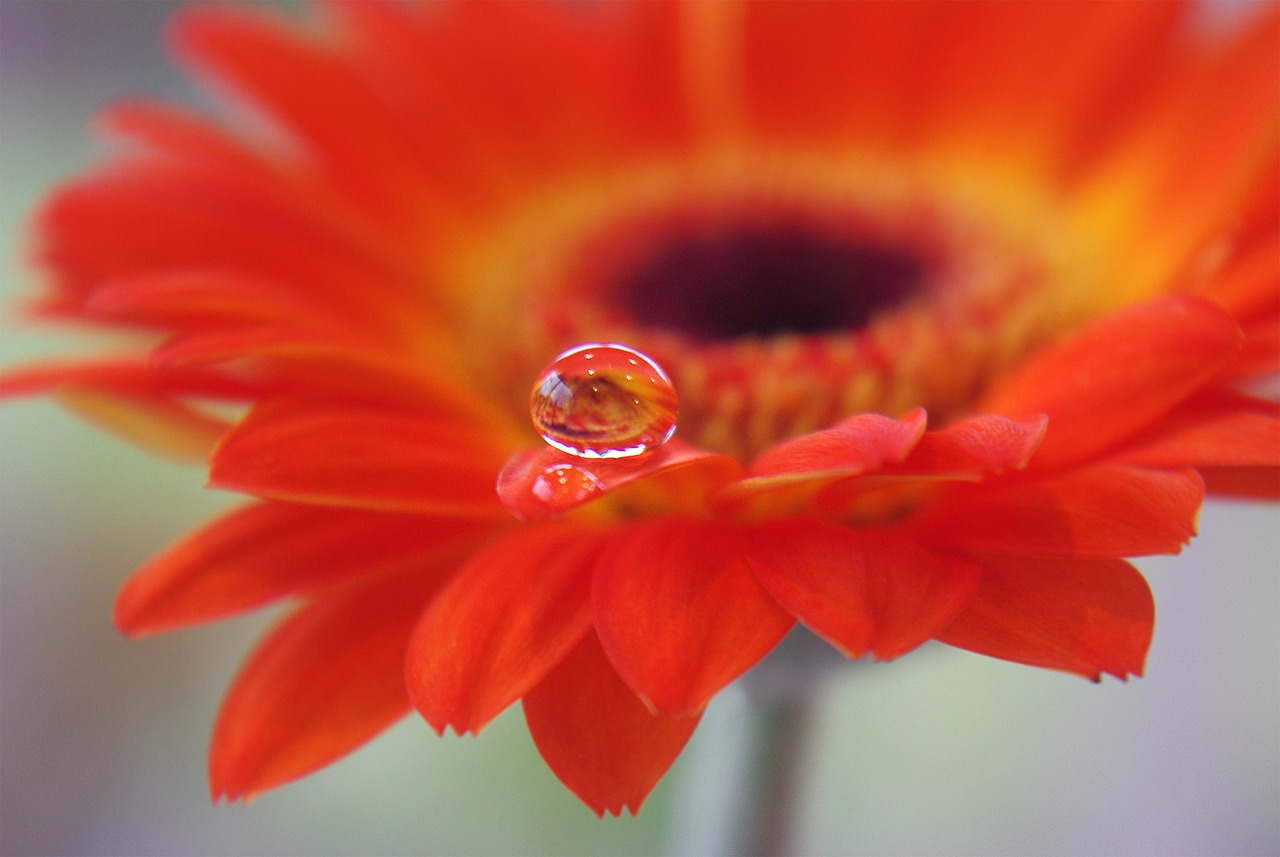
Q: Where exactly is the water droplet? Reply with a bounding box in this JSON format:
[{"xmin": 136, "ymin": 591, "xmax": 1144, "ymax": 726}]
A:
[
  {"xmin": 531, "ymin": 462, "xmax": 605, "ymax": 507},
  {"xmin": 530, "ymin": 343, "xmax": 678, "ymax": 459}
]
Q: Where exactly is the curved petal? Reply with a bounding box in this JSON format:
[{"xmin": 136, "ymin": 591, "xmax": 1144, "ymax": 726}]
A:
[
  {"xmin": 115, "ymin": 501, "xmax": 492, "ymax": 636},
  {"xmin": 914, "ymin": 465, "xmax": 1204, "ymax": 558},
  {"xmin": 173, "ymin": 6, "xmax": 435, "ymax": 220},
  {"xmin": 406, "ymin": 524, "xmax": 607, "ymax": 736},
  {"xmin": 0, "ymin": 358, "xmax": 266, "ymax": 400},
  {"xmin": 744, "ymin": 408, "xmax": 927, "ymax": 482},
  {"xmin": 85, "ymin": 270, "xmax": 345, "ymax": 330},
  {"xmin": 53, "ymin": 388, "xmax": 228, "ymax": 462},
  {"xmin": 152, "ymin": 326, "xmax": 500, "ymax": 423},
  {"xmin": 523, "ymin": 632, "xmax": 700, "ymax": 817},
  {"xmin": 592, "ymin": 518, "xmax": 794, "ymax": 714},
  {"xmin": 209, "ymin": 566, "xmax": 448, "ymax": 802},
  {"xmin": 209, "ymin": 400, "xmax": 511, "ymax": 517},
  {"xmin": 496, "ymin": 438, "xmax": 741, "ymax": 521},
  {"xmin": 1200, "ymin": 466, "xmax": 1280, "ymax": 500},
  {"xmin": 2, "ymin": 361, "xmax": 244, "ymax": 460},
  {"xmin": 936, "ymin": 555, "xmax": 1154, "ymax": 681},
  {"xmin": 1118, "ymin": 387, "xmax": 1280, "ymax": 468},
  {"xmin": 980, "ymin": 297, "xmax": 1244, "ymax": 470},
  {"xmin": 742, "ymin": 519, "xmax": 979, "ymax": 661},
  {"xmin": 892, "ymin": 413, "xmax": 1047, "ymax": 478}
]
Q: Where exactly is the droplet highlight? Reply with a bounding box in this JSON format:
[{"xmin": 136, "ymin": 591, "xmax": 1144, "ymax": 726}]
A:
[
  {"xmin": 530, "ymin": 343, "xmax": 678, "ymax": 459},
  {"xmin": 531, "ymin": 463, "xmax": 605, "ymax": 507}
]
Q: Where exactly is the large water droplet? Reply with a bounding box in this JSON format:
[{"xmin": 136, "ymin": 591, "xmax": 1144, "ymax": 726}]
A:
[{"xmin": 530, "ymin": 343, "xmax": 678, "ymax": 459}]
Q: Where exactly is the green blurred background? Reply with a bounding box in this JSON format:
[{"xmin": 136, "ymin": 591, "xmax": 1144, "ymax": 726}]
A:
[{"xmin": 1, "ymin": 2, "xmax": 1276, "ymax": 855}]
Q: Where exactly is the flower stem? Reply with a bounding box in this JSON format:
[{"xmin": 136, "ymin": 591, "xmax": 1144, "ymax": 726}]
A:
[
  {"xmin": 666, "ymin": 629, "xmax": 841, "ymax": 857},
  {"xmin": 733, "ymin": 691, "xmax": 814, "ymax": 857}
]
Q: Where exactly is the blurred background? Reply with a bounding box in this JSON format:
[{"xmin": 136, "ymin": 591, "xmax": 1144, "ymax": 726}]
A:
[{"xmin": 1, "ymin": 2, "xmax": 1276, "ymax": 855}]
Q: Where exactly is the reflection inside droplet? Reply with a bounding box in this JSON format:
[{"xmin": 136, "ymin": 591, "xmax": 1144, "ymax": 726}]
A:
[
  {"xmin": 531, "ymin": 462, "xmax": 605, "ymax": 506},
  {"xmin": 529, "ymin": 343, "xmax": 679, "ymax": 459}
]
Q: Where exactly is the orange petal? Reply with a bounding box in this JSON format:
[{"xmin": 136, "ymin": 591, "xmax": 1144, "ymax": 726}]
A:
[
  {"xmin": 981, "ymin": 297, "xmax": 1243, "ymax": 470},
  {"xmin": 742, "ymin": 519, "xmax": 979, "ymax": 661},
  {"xmin": 1119, "ymin": 387, "xmax": 1280, "ymax": 468},
  {"xmin": 914, "ymin": 465, "xmax": 1204, "ymax": 558},
  {"xmin": 523, "ymin": 632, "xmax": 700, "ymax": 817},
  {"xmin": 405, "ymin": 524, "xmax": 605, "ymax": 736},
  {"xmin": 745, "ymin": 408, "xmax": 926, "ymax": 481},
  {"xmin": 172, "ymin": 6, "xmax": 435, "ymax": 221},
  {"xmin": 1199, "ymin": 466, "xmax": 1280, "ymax": 500},
  {"xmin": 890, "ymin": 414, "xmax": 1047, "ymax": 478},
  {"xmin": 1109, "ymin": 6, "xmax": 1280, "ymax": 295},
  {"xmin": 0, "ymin": 357, "xmax": 266, "ymax": 400},
  {"xmin": 152, "ymin": 325, "xmax": 498, "ymax": 423},
  {"xmin": 209, "ymin": 566, "xmax": 446, "ymax": 802},
  {"xmin": 115, "ymin": 501, "xmax": 491, "ymax": 636},
  {"xmin": 37, "ymin": 161, "xmax": 400, "ymax": 318},
  {"xmin": 85, "ymin": 270, "xmax": 344, "ymax": 330},
  {"xmin": 592, "ymin": 519, "xmax": 794, "ymax": 714},
  {"xmin": 495, "ymin": 438, "xmax": 741, "ymax": 521},
  {"xmin": 209, "ymin": 400, "xmax": 510, "ymax": 517},
  {"xmin": 936, "ymin": 555, "xmax": 1154, "ymax": 681}
]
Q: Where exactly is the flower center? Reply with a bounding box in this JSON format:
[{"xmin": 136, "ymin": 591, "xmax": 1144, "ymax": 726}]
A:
[
  {"xmin": 462, "ymin": 170, "xmax": 1070, "ymax": 461},
  {"xmin": 609, "ymin": 222, "xmax": 928, "ymax": 341}
]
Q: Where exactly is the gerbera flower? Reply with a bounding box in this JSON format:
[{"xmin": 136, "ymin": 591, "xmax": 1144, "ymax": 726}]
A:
[{"xmin": 2, "ymin": 0, "xmax": 1277, "ymax": 820}]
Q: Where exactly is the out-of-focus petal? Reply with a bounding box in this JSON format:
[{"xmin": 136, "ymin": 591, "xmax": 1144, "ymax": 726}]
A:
[
  {"xmin": 406, "ymin": 524, "xmax": 605, "ymax": 735},
  {"xmin": 523, "ymin": 633, "xmax": 700, "ymax": 817},
  {"xmin": 115, "ymin": 501, "xmax": 491, "ymax": 636},
  {"xmin": 209, "ymin": 566, "xmax": 446, "ymax": 802},
  {"xmin": 209, "ymin": 400, "xmax": 511, "ymax": 517},
  {"xmin": 592, "ymin": 518, "xmax": 794, "ymax": 714},
  {"xmin": 1199, "ymin": 466, "xmax": 1280, "ymax": 500},
  {"xmin": 84, "ymin": 271, "xmax": 344, "ymax": 330},
  {"xmin": 936, "ymin": 555, "xmax": 1154, "ymax": 681},
  {"xmin": 742, "ymin": 519, "xmax": 979, "ymax": 661},
  {"xmin": 1119, "ymin": 387, "xmax": 1280, "ymax": 468},
  {"xmin": 980, "ymin": 297, "xmax": 1243, "ymax": 470},
  {"xmin": 915, "ymin": 465, "xmax": 1204, "ymax": 558}
]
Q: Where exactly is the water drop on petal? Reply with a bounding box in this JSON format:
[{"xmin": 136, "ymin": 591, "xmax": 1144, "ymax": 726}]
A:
[
  {"xmin": 531, "ymin": 462, "xmax": 605, "ymax": 507},
  {"xmin": 530, "ymin": 343, "xmax": 678, "ymax": 459}
]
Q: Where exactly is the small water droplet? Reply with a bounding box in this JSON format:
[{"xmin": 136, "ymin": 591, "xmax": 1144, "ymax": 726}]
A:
[
  {"xmin": 530, "ymin": 343, "xmax": 678, "ymax": 459},
  {"xmin": 531, "ymin": 462, "xmax": 605, "ymax": 506}
]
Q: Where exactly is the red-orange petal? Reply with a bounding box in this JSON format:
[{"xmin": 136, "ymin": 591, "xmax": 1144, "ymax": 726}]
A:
[
  {"xmin": 745, "ymin": 408, "xmax": 927, "ymax": 481},
  {"xmin": 980, "ymin": 297, "xmax": 1244, "ymax": 470},
  {"xmin": 84, "ymin": 270, "xmax": 344, "ymax": 331},
  {"xmin": 496, "ymin": 438, "xmax": 742, "ymax": 521},
  {"xmin": 1118, "ymin": 387, "xmax": 1280, "ymax": 468},
  {"xmin": 209, "ymin": 566, "xmax": 447, "ymax": 802},
  {"xmin": 115, "ymin": 501, "xmax": 490, "ymax": 636},
  {"xmin": 209, "ymin": 399, "xmax": 510, "ymax": 517},
  {"xmin": 172, "ymin": 6, "xmax": 434, "ymax": 221},
  {"xmin": 405, "ymin": 524, "xmax": 606, "ymax": 736},
  {"xmin": 890, "ymin": 413, "xmax": 1047, "ymax": 478},
  {"xmin": 592, "ymin": 518, "xmax": 794, "ymax": 714},
  {"xmin": 151, "ymin": 326, "xmax": 494, "ymax": 421},
  {"xmin": 935, "ymin": 555, "xmax": 1154, "ymax": 681},
  {"xmin": 523, "ymin": 632, "xmax": 700, "ymax": 817},
  {"xmin": 1199, "ymin": 466, "xmax": 1280, "ymax": 500},
  {"xmin": 0, "ymin": 357, "xmax": 267, "ymax": 401},
  {"xmin": 742, "ymin": 519, "xmax": 979, "ymax": 661},
  {"xmin": 914, "ymin": 465, "xmax": 1204, "ymax": 558}
]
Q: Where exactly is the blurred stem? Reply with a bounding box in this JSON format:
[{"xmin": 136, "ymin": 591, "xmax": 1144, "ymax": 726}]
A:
[
  {"xmin": 733, "ymin": 692, "xmax": 814, "ymax": 857},
  {"xmin": 667, "ymin": 630, "xmax": 837, "ymax": 857}
]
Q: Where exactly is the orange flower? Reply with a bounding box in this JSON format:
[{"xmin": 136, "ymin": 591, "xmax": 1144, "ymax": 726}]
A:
[{"xmin": 3, "ymin": 0, "xmax": 1277, "ymax": 817}]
